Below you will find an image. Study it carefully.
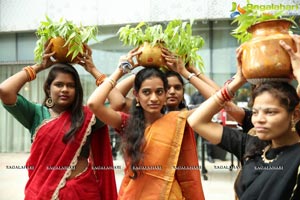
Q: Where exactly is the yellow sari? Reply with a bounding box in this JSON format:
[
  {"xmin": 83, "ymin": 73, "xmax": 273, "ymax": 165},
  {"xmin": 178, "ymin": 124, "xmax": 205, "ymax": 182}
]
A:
[{"xmin": 118, "ymin": 111, "xmax": 205, "ymax": 200}]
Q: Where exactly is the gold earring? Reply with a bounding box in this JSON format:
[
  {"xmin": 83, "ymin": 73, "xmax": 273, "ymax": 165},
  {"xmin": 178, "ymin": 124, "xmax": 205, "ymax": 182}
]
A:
[
  {"xmin": 46, "ymin": 97, "xmax": 54, "ymax": 108},
  {"xmin": 291, "ymin": 119, "xmax": 296, "ymax": 132},
  {"xmin": 136, "ymin": 101, "xmax": 140, "ymax": 107}
]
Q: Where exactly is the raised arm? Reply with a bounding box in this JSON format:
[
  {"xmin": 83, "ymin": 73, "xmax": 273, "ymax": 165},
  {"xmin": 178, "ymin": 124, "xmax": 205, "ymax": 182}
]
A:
[
  {"xmin": 162, "ymin": 47, "xmax": 246, "ymax": 124},
  {"xmin": 87, "ymin": 47, "xmax": 141, "ymax": 129},
  {"xmin": 280, "ymin": 34, "xmax": 300, "ymax": 96},
  {"xmin": 188, "ymin": 64, "xmax": 246, "ymax": 124},
  {"xmin": 76, "ymin": 44, "xmax": 129, "ymax": 112},
  {"xmin": 187, "ymin": 47, "xmax": 246, "ymax": 144},
  {"xmin": 109, "ymin": 74, "xmax": 135, "ymax": 113},
  {"xmin": 0, "ymin": 41, "xmax": 55, "ymax": 104}
]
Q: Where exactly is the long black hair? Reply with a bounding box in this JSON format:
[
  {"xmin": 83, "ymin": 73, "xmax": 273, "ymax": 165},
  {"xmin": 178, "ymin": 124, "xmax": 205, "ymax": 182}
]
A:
[
  {"xmin": 122, "ymin": 67, "xmax": 168, "ymax": 179},
  {"xmin": 43, "ymin": 63, "xmax": 84, "ymax": 143}
]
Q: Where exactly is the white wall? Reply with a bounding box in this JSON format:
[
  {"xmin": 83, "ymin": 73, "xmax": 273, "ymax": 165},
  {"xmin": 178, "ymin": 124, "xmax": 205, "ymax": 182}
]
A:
[{"xmin": 1, "ymin": 0, "xmax": 299, "ymax": 32}]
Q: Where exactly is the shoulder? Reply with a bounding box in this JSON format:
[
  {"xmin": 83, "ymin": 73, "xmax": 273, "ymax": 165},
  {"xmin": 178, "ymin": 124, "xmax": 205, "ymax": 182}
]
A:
[
  {"xmin": 164, "ymin": 111, "xmax": 189, "ymax": 122},
  {"xmin": 165, "ymin": 111, "xmax": 181, "ymax": 117}
]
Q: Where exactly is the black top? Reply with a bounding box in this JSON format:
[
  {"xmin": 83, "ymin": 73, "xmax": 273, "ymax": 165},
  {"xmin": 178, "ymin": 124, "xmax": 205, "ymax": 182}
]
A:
[
  {"xmin": 240, "ymin": 108, "xmax": 254, "ymax": 133},
  {"xmin": 219, "ymin": 126, "xmax": 300, "ymax": 200}
]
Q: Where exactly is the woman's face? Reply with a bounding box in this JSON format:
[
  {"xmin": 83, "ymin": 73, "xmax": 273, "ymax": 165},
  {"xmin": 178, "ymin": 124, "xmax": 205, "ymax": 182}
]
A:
[
  {"xmin": 49, "ymin": 72, "xmax": 76, "ymax": 111},
  {"xmin": 166, "ymin": 76, "xmax": 184, "ymax": 109},
  {"xmin": 251, "ymin": 91, "xmax": 292, "ymax": 142},
  {"xmin": 136, "ymin": 77, "xmax": 166, "ymax": 114}
]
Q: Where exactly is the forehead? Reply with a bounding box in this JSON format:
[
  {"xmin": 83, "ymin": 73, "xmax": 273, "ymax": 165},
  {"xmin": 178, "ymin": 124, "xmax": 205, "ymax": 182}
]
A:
[
  {"xmin": 167, "ymin": 76, "xmax": 182, "ymax": 86},
  {"xmin": 140, "ymin": 77, "xmax": 164, "ymax": 89},
  {"xmin": 53, "ymin": 72, "xmax": 75, "ymax": 82},
  {"xmin": 252, "ymin": 92, "xmax": 282, "ymax": 109}
]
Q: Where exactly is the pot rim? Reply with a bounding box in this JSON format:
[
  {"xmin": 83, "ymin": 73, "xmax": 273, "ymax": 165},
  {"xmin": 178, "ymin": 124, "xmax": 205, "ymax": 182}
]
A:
[{"xmin": 247, "ymin": 19, "xmax": 293, "ymax": 33}]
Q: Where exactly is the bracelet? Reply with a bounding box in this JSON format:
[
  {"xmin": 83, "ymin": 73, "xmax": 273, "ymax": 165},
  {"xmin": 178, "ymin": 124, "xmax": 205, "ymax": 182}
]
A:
[
  {"xmin": 226, "ymin": 83, "xmax": 235, "ymax": 98},
  {"xmin": 187, "ymin": 73, "xmax": 196, "ymax": 81},
  {"xmin": 216, "ymin": 90, "xmax": 226, "ymax": 102},
  {"xmin": 95, "ymin": 73, "xmax": 107, "ymax": 86},
  {"xmin": 119, "ymin": 61, "xmax": 133, "ymax": 74},
  {"xmin": 196, "ymin": 72, "xmax": 202, "ymax": 77},
  {"xmin": 106, "ymin": 78, "xmax": 116, "ymax": 88},
  {"xmin": 23, "ymin": 66, "xmax": 36, "ymax": 81},
  {"xmin": 224, "ymin": 77, "xmax": 234, "ymax": 85},
  {"xmin": 221, "ymin": 86, "xmax": 233, "ymax": 101},
  {"xmin": 212, "ymin": 93, "xmax": 225, "ymax": 107}
]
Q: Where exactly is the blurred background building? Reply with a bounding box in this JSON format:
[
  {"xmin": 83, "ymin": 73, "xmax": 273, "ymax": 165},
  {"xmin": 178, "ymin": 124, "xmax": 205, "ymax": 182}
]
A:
[{"xmin": 0, "ymin": 0, "xmax": 299, "ymax": 152}]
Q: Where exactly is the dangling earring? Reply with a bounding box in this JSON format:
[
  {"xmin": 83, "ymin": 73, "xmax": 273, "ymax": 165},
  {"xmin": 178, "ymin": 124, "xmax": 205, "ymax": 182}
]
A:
[
  {"xmin": 136, "ymin": 101, "xmax": 140, "ymax": 107},
  {"xmin": 291, "ymin": 118, "xmax": 296, "ymax": 132},
  {"xmin": 46, "ymin": 97, "xmax": 54, "ymax": 108}
]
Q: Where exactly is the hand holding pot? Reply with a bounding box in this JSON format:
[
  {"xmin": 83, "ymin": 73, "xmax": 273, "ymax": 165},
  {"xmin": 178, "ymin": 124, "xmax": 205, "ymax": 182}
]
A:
[
  {"xmin": 186, "ymin": 62, "xmax": 199, "ymax": 74},
  {"xmin": 235, "ymin": 46, "xmax": 247, "ymax": 85},
  {"xmin": 76, "ymin": 44, "xmax": 96, "ymax": 72},
  {"xmin": 161, "ymin": 48, "xmax": 185, "ymax": 73},
  {"xmin": 39, "ymin": 40, "xmax": 56, "ymax": 71},
  {"xmin": 280, "ymin": 34, "xmax": 300, "ymax": 81},
  {"xmin": 119, "ymin": 47, "xmax": 142, "ymax": 73}
]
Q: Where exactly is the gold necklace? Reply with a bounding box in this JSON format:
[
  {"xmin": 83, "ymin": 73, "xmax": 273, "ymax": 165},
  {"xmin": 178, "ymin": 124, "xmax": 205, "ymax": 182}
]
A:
[{"xmin": 261, "ymin": 145, "xmax": 279, "ymax": 164}]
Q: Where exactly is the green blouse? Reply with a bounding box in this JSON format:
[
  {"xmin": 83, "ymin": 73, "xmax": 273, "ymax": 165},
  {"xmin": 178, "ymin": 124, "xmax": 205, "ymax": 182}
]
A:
[{"xmin": 2, "ymin": 94, "xmax": 104, "ymax": 141}]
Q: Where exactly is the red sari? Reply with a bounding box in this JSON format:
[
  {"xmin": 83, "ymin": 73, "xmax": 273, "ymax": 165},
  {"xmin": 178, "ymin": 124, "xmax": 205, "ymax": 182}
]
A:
[{"xmin": 25, "ymin": 106, "xmax": 117, "ymax": 200}]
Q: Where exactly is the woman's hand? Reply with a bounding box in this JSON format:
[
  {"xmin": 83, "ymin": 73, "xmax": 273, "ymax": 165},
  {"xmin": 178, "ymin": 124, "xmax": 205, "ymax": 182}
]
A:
[
  {"xmin": 118, "ymin": 47, "xmax": 142, "ymax": 73},
  {"xmin": 127, "ymin": 47, "xmax": 142, "ymax": 68},
  {"xmin": 186, "ymin": 62, "xmax": 199, "ymax": 74},
  {"xmin": 280, "ymin": 34, "xmax": 300, "ymax": 80},
  {"xmin": 161, "ymin": 48, "xmax": 186, "ymax": 74},
  {"xmin": 39, "ymin": 40, "xmax": 56, "ymax": 71},
  {"xmin": 76, "ymin": 44, "xmax": 97, "ymax": 73},
  {"xmin": 235, "ymin": 46, "xmax": 247, "ymax": 83}
]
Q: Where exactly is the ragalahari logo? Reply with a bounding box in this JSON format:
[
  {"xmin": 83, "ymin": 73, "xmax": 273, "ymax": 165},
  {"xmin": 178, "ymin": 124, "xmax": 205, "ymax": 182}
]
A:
[
  {"xmin": 230, "ymin": 1, "xmax": 299, "ymax": 18},
  {"xmin": 230, "ymin": 2, "xmax": 246, "ymax": 18}
]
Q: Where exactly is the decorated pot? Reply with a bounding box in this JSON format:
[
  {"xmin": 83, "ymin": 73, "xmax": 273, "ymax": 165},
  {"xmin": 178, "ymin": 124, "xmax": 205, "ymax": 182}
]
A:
[
  {"xmin": 241, "ymin": 19, "xmax": 296, "ymax": 84},
  {"xmin": 137, "ymin": 42, "xmax": 167, "ymax": 68}
]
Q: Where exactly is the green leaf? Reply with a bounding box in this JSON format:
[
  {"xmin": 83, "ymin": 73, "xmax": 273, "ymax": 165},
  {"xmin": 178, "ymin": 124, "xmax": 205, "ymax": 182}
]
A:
[
  {"xmin": 34, "ymin": 15, "xmax": 98, "ymax": 63},
  {"xmin": 117, "ymin": 19, "xmax": 205, "ymax": 71}
]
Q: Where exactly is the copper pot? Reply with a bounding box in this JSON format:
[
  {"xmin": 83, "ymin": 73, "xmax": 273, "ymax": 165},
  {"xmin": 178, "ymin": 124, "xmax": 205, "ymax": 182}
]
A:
[
  {"xmin": 241, "ymin": 19, "xmax": 296, "ymax": 84},
  {"xmin": 137, "ymin": 42, "xmax": 167, "ymax": 68},
  {"xmin": 50, "ymin": 37, "xmax": 81, "ymax": 63}
]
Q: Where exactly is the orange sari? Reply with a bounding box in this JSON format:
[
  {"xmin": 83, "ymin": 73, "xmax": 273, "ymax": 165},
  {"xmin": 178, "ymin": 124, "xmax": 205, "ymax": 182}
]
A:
[{"xmin": 118, "ymin": 111, "xmax": 205, "ymax": 200}]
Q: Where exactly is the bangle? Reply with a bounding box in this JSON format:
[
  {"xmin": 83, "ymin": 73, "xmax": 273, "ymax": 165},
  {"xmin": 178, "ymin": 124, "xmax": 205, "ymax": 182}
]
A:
[
  {"xmin": 187, "ymin": 73, "xmax": 196, "ymax": 81},
  {"xmin": 215, "ymin": 90, "xmax": 225, "ymax": 102},
  {"xmin": 119, "ymin": 61, "xmax": 133, "ymax": 74},
  {"xmin": 95, "ymin": 73, "xmax": 107, "ymax": 86},
  {"xmin": 23, "ymin": 66, "xmax": 36, "ymax": 81},
  {"xmin": 106, "ymin": 78, "xmax": 116, "ymax": 88},
  {"xmin": 221, "ymin": 86, "xmax": 233, "ymax": 101},
  {"xmin": 213, "ymin": 93, "xmax": 225, "ymax": 107},
  {"xmin": 226, "ymin": 83, "xmax": 235, "ymax": 98},
  {"xmin": 196, "ymin": 72, "xmax": 202, "ymax": 77},
  {"xmin": 224, "ymin": 77, "xmax": 234, "ymax": 85}
]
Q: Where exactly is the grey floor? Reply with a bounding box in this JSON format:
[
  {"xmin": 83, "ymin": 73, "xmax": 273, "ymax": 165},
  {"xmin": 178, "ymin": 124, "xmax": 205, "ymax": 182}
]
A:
[{"xmin": 0, "ymin": 153, "xmax": 239, "ymax": 200}]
